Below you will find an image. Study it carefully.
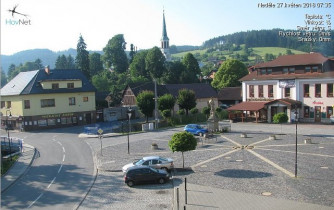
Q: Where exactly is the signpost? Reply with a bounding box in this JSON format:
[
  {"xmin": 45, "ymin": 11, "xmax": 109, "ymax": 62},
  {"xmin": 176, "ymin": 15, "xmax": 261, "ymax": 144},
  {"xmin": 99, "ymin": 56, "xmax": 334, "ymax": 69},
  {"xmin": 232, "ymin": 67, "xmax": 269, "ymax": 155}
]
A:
[{"xmin": 98, "ymin": 128, "xmax": 103, "ymax": 156}]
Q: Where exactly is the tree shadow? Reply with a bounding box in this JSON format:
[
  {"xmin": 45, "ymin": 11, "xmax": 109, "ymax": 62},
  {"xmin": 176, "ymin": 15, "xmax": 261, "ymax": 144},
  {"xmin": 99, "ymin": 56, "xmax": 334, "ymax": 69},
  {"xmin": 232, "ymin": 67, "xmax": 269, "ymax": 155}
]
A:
[{"xmin": 214, "ymin": 169, "xmax": 272, "ymax": 179}]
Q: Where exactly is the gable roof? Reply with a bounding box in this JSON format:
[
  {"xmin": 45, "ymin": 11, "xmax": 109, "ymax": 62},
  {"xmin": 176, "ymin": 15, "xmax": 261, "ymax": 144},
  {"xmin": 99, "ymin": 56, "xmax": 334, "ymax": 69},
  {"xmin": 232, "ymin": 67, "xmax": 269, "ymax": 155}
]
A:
[
  {"xmin": 255, "ymin": 53, "xmax": 328, "ymax": 68},
  {"xmin": 127, "ymin": 82, "xmax": 169, "ymax": 97},
  {"xmin": 218, "ymin": 87, "xmax": 242, "ymax": 101},
  {"xmin": 165, "ymin": 83, "xmax": 218, "ymax": 99},
  {"xmin": 227, "ymin": 101, "xmax": 268, "ymax": 111},
  {"xmin": 1, "ymin": 70, "xmax": 39, "ymax": 96}
]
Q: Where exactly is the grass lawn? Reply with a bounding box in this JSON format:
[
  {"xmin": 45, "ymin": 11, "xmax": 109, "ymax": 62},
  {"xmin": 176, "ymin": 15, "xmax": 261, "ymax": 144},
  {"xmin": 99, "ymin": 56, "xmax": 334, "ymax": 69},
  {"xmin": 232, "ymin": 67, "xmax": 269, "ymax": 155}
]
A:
[{"xmin": 1, "ymin": 155, "xmax": 19, "ymax": 175}]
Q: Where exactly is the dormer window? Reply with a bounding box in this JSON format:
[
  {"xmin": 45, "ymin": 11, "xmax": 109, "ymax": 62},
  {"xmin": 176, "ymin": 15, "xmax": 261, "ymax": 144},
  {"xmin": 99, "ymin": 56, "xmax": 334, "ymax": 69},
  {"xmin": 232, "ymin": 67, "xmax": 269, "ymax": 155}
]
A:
[
  {"xmin": 267, "ymin": 69, "xmax": 272, "ymax": 74},
  {"xmin": 67, "ymin": 83, "xmax": 74, "ymax": 89},
  {"xmin": 312, "ymin": 66, "xmax": 319, "ymax": 73},
  {"xmin": 52, "ymin": 83, "xmax": 59, "ymax": 89},
  {"xmin": 283, "ymin": 68, "xmax": 288, "ymax": 74},
  {"xmin": 289, "ymin": 68, "xmax": 295, "ymax": 74},
  {"xmin": 260, "ymin": 69, "xmax": 266, "ymax": 75},
  {"xmin": 305, "ymin": 67, "xmax": 311, "ymax": 73}
]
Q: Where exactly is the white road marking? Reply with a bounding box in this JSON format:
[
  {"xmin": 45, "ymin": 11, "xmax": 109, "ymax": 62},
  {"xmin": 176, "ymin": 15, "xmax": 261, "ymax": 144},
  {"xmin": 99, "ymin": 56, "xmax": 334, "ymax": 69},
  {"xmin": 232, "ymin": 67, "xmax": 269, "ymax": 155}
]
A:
[
  {"xmin": 62, "ymin": 147, "xmax": 65, "ymax": 153},
  {"xmin": 221, "ymin": 136, "xmax": 242, "ymax": 147},
  {"xmin": 48, "ymin": 177, "xmax": 56, "ymax": 189},
  {"xmin": 248, "ymin": 150, "xmax": 295, "ymax": 178},
  {"xmin": 63, "ymin": 154, "xmax": 65, "ymax": 162},
  {"xmin": 255, "ymin": 148, "xmax": 334, "ymax": 158},
  {"xmin": 249, "ymin": 138, "xmax": 271, "ymax": 146},
  {"xmin": 58, "ymin": 165, "xmax": 63, "ymax": 173},
  {"xmin": 28, "ymin": 193, "xmax": 44, "ymax": 208},
  {"xmin": 191, "ymin": 150, "xmax": 238, "ymax": 169}
]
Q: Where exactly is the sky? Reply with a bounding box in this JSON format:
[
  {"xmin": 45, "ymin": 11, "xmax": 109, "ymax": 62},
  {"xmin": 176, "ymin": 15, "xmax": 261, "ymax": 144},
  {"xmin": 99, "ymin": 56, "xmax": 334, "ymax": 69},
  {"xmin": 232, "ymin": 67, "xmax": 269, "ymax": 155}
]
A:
[{"xmin": 1, "ymin": 0, "xmax": 333, "ymax": 55}]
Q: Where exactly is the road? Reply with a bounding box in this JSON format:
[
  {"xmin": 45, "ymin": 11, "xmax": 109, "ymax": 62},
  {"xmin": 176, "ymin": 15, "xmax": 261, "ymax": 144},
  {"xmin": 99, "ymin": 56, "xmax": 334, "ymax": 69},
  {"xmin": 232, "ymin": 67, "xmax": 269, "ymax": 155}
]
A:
[{"xmin": 1, "ymin": 126, "xmax": 95, "ymax": 210}]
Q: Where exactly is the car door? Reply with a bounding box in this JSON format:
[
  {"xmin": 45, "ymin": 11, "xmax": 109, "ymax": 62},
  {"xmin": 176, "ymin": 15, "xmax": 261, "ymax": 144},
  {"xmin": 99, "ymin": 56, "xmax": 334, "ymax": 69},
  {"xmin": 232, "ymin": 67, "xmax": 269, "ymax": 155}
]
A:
[
  {"xmin": 151, "ymin": 159, "xmax": 161, "ymax": 169},
  {"xmin": 188, "ymin": 125, "xmax": 195, "ymax": 134},
  {"xmin": 141, "ymin": 168, "xmax": 154, "ymax": 183}
]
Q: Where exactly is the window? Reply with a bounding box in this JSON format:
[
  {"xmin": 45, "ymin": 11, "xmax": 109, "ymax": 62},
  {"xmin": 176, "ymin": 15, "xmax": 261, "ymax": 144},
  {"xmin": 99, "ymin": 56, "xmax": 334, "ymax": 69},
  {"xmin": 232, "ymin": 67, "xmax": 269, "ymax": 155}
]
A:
[
  {"xmin": 304, "ymin": 84, "xmax": 310, "ymax": 97},
  {"xmin": 304, "ymin": 106, "xmax": 310, "ymax": 118},
  {"xmin": 52, "ymin": 83, "xmax": 59, "ymax": 89},
  {"xmin": 83, "ymin": 97, "xmax": 89, "ymax": 102},
  {"xmin": 67, "ymin": 83, "xmax": 74, "ymax": 89},
  {"xmin": 6, "ymin": 101, "xmax": 11, "ymax": 108},
  {"xmin": 284, "ymin": 88, "xmax": 290, "ymax": 97},
  {"xmin": 24, "ymin": 100, "xmax": 30, "ymax": 109},
  {"xmin": 312, "ymin": 66, "xmax": 318, "ymax": 72},
  {"xmin": 69, "ymin": 97, "xmax": 76, "ymax": 106},
  {"xmin": 260, "ymin": 69, "xmax": 266, "ymax": 75},
  {"xmin": 289, "ymin": 67, "xmax": 295, "ymax": 74},
  {"xmin": 327, "ymin": 106, "xmax": 333, "ymax": 118},
  {"xmin": 327, "ymin": 84, "xmax": 333, "ymax": 97},
  {"xmin": 315, "ymin": 84, "xmax": 321, "ymax": 97},
  {"xmin": 305, "ymin": 67, "xmax": 311, "ymax": 73},
  {"xmin": 249, "ymin": 85, "xmax": 254, "ymax": 97},
  {"xmin": 258, "ymin": 85, "xmax": 263, "ymax": 97},
  {"xmin": 283, "ymin": 68, "xmax": 288, "ymax": 74},
  {"xmin": 268, "ymin": 85, "xmax": 273, "ymax": 97},
  {"xmin": 267, "ymin": 69, "xmax": 272, "ymax": 74},
  {"xmin": 47, "ymin": 119, "xmax": 56, "ymax": 125},
  {"xmin": 1, "ymin": 101, "xmax": 5, "ymax": 108},
  {"xmin": 41, "ymin": 99, "xmax": 55, "ymax": 108}
]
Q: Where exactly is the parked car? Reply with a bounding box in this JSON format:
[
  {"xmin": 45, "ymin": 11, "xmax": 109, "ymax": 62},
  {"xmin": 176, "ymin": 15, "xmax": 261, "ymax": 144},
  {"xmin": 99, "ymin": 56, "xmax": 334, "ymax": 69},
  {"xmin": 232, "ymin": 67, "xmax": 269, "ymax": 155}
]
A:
[
  {"xmin": 184, "ymin": 124, "xmax": 208, "ymax": 136},
  {"xmin": 124, "ymin": 165, "xmax": 170, "ymax": 187},
  {"xmin": 122, "ymin": 156, "xmax": 174, "ymax": 173}
]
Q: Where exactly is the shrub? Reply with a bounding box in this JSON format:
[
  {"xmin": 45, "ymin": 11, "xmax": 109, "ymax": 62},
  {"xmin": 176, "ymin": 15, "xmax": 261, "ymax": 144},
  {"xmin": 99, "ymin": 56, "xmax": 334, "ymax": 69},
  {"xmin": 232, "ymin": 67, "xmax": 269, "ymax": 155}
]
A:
[
  {"xmin": 190, "ymin": 108, "xmax": 199, "ymax": 115},
  {"xmin": 177, "ymin": 109, "xmax": 185, "ymax": 115},
  {"xmin": 273, "ymin": 112, "xmax": 288, "ymax": 124},
  {"xmin": 161, "ymin": 109, "xmax": 171, "ymax": 119}
]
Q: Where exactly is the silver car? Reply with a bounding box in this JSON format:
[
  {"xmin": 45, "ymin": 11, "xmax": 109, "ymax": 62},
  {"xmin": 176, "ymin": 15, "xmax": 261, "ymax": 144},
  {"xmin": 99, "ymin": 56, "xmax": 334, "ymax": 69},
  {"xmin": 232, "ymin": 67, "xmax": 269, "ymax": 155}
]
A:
[{"xmin": 122, "ymin": 156, "xmax": 174, "ymax": 173}]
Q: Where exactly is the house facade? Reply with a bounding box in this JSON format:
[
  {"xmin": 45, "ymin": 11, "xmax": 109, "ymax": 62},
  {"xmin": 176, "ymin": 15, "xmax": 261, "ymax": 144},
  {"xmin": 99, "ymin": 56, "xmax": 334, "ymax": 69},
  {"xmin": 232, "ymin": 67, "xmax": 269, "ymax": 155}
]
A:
[
  {"xmin": 1, "ymin": 67, "xmax": 97, "ymax": 131},
  {"xmin": 230, "ymin": 53, "xmax": 334, "ymax": 123}
]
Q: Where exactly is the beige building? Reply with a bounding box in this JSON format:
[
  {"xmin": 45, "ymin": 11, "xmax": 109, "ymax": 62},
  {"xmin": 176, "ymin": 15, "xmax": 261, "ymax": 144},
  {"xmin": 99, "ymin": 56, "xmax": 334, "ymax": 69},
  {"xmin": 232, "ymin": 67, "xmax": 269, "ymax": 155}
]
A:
[{"xmin": 1, "ymin": 67, "xmax": 97, "ymax": 131}]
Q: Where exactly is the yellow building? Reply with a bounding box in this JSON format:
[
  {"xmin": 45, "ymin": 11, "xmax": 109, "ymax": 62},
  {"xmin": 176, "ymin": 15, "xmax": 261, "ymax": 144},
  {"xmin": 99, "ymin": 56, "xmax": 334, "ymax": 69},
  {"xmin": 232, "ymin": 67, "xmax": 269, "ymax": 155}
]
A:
[{"xmin": 1, "ymin": 67, "xmax": 96, "ymax": 131}]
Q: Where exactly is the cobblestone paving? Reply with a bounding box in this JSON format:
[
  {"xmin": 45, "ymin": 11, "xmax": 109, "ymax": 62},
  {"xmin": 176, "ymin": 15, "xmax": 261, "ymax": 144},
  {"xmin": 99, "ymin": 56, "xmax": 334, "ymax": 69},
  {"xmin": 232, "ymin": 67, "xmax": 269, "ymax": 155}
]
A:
[{"xmin": 80, "ymin": 124, "xmax": 334, "ymax": 209}]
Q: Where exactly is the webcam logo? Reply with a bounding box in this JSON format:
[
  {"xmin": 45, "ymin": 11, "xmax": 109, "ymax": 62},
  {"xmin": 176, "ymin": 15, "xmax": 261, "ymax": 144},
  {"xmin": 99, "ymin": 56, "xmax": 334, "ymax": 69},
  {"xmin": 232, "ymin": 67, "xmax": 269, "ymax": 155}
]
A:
[
  {"xmin": 8, "ymin": 5, "xmax": 29, "ymax": 18},
  {"xmin": 6, "ymin": 4, "xmax": 31, "ymax": 26}
]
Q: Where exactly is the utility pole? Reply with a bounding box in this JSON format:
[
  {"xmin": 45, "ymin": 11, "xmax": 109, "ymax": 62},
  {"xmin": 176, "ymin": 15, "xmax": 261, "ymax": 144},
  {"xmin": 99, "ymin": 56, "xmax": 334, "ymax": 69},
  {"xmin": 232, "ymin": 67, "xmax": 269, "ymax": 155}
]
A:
[{"xmin": 154, "ymin": 79, "xmax": 158, "ymax": 129}]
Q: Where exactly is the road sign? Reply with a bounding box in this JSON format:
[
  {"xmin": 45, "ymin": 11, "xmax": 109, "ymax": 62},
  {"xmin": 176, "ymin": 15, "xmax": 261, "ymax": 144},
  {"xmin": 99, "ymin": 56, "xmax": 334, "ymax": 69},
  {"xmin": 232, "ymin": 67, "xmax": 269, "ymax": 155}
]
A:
[{"xmin": 97, "ymin": 129, "xmax": 103, "ymax": 135}]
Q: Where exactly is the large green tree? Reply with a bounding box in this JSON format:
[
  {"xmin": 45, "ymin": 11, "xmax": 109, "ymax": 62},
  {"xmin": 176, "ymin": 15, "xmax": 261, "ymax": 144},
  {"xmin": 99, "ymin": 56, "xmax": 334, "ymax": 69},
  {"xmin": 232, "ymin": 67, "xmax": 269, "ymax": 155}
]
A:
[
  {"xmin": 89, "ymin": 52, "xmax": 104, "ymax": 76},
  {"xmin": 136, "ymin": 90, "xmax": 155, "ymax": 122},
  {"xmin": 168, "ymin": 131, "xmax": 197, "ymax": 168},
  {"xmin": 76, "ymin": 35, "xmax": 90, "ymax": 78},
  {"xmin": 145, "ymin": 47, "xmax": 165, "ymax": 80},
  {"xmin": 211, "ymin": 59, "xmax": 248, "ymax": 89},
  {"xmin": 181, "ymin": 53, "xmax": 201, "ymax": 83},
  {"xmin": 158, "ymin": 94, "xmax": 176, "ymax": 112},
  {"xmin": 1, "ymin": 68, "xmax": 7, "ymax": 87},
  {"xmin": 55, "ymin": 55, "xmax": 68, "ymax": 69},
  {"xmin": 177, "ymin": 89, "xmax": 196, "ymax": 115},
  {"xmin": 162, "ymin": 61, "xmax": 184, "ymax": 84},
  {"xmin": 66, "ymin": 55, "xmax": 75, "ymax": 69},
  {"xmin": 103, "ymin": 34, "xmax": 129, "ymax": 74},
  {"xmin": 129, "ymin": 50, "xmax": 149, "ymax": 81}
]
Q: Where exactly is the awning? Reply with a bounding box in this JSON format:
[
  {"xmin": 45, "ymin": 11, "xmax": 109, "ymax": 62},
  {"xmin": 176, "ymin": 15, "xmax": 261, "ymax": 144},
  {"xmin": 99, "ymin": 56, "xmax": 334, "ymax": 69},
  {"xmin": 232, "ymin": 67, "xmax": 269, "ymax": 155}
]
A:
[{"xmin": 227, "ymin": 101, "xmax": 268, "ymax": 111}]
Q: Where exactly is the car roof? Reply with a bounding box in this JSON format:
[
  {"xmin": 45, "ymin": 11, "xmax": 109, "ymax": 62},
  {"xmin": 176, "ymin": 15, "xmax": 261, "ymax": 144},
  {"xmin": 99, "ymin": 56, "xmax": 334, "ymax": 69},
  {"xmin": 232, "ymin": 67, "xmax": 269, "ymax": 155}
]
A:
[
  {"xmin": 126, "ymin": 165, "xmax": 151, "ymax": 171},
  {"xmin": 142, "ymin": 156, "xmax": 160, "ymax": 160}
]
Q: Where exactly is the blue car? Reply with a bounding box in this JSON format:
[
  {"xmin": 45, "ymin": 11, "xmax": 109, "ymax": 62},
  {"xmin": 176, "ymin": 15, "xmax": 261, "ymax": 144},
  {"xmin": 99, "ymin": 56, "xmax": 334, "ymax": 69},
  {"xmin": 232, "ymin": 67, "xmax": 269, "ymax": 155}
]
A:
[{"xmin": 184, "ymin": 124, "xmax": 208, "ymax": 136}]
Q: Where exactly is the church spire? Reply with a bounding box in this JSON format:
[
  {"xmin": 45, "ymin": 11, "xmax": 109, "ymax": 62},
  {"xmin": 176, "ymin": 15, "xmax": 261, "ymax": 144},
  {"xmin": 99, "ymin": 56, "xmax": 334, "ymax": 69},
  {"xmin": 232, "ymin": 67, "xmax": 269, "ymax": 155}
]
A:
[
  {"xmin": 161, "ymin": 10, "xmax": 169, "ymax": 41},
  {"xmin": 161, "ymin": 9, "xmax": 171, "ymax": 61}
]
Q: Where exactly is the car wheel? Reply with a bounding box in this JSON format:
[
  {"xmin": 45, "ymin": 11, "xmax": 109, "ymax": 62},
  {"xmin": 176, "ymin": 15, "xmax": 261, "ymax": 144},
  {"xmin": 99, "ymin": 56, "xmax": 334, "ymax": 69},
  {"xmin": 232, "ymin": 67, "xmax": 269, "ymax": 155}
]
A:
[
  {"xmin": 127, "ymin": 180, "xmax": 134, "ymax": 187},
  {"xmin": 158, "ymin": 178, "xmax": 165, "ymax": 184}
]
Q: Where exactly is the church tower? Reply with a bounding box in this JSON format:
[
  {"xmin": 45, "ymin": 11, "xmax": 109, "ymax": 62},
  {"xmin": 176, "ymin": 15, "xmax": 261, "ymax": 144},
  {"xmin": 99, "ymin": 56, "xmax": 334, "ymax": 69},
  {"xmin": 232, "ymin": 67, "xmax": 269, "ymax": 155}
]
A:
[{"xmin": 161, "ymin": 10, "xmax": 171, "ymax": 61}]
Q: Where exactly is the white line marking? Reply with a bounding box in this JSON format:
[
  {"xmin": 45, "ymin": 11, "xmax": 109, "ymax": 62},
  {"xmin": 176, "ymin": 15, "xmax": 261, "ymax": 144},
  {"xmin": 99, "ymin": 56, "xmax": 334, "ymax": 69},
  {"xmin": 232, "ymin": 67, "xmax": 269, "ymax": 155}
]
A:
[
  {"xmin": 48, "ymin": 177, "xmax": 56, "ymax": 189},
  {"xmin": 58, "ymin": 165, "xmax": 63, "ymax": 173},
  {"xmin": 191, "ymin": 150, "xmax": 238, "ymax": 168},
  {"xmin": 221, "ymin": 136, "xmax": 242, "ymax": 147},
  {"xmin": 63, "ymin": 154, "xmax": 65, "ymax": 162},
  {"xmin": 249, "ymin": 138, "xmax": 271, "ymax": 146},
  {"xmin": 255, "ymin": 148, "xmax": 334, "ymax": 158},
  {"xmin": 28, "ymin": 193, "xmax": 44, "ymax": 208},
  {"xmin": 248, "ymin": 150, "xmax": 295, "ymax": 177},
  {"xmin": 57, "ymin": 141, "xmax": 63, "ymax": 147},
  {"xmin": 62, "ymin": 147, "xmax": 65, "ymax": 153}
]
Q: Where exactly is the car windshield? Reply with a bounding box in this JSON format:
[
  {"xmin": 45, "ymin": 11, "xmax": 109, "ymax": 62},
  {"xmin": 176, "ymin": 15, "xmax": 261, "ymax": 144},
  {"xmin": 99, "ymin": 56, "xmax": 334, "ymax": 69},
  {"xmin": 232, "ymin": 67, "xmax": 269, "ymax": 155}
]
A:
[
  {"xmin": 134, "ymin": 159, "xmax": 145, "ymax": 165},
  {"xmin": 195, "ymin": 125, "xmax": 202, "ymax": 129}
]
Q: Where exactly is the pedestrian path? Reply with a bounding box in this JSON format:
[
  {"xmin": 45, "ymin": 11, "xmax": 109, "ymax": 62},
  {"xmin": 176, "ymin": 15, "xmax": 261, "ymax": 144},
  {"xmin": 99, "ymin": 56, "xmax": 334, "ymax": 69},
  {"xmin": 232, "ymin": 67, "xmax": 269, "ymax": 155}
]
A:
[
  {"xmin": 1, "ymin": 144, "xmax": 36, "ymax": 193},
  {"xmin": 173, "ymin": 183, "xmax": 334, "ymax": 210}
]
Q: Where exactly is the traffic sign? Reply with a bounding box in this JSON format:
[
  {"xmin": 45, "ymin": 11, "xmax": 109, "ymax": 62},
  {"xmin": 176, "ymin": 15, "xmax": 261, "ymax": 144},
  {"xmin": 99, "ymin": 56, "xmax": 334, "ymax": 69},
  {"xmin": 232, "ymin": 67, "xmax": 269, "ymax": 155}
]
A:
[{"xmin": 97, "ymin": 129, "xmax": 103, "ymax": 135}]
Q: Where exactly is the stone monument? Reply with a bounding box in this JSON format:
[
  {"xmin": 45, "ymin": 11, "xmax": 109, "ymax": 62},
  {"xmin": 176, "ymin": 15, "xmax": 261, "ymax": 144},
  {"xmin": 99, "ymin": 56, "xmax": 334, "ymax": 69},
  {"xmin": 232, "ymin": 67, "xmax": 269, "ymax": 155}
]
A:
[{"xmin": 207, "ymin": 97, "xmax": 219, "ymax": 132}]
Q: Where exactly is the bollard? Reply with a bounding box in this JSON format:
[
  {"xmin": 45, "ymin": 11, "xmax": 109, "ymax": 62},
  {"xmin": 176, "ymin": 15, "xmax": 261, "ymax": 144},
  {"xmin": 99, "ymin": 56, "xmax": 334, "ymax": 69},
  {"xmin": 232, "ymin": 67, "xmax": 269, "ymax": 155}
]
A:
[
  {"xmin": 176, "ymin": 188, "xmax": 179, "ymax": 210},
  {"xmin": 185, "ymin": 178, "xmax": 187, "ymax": 204}
]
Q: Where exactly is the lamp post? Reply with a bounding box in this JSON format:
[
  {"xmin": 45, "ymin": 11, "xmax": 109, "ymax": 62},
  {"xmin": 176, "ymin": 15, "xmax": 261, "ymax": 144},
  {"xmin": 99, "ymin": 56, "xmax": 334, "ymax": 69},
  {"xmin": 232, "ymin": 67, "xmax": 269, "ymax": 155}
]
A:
[
  {"xmin": 294, "ymin": 108, "xmax": 298, "ymax": 178},
  {"xmin": 6, "ymin": 110, "xmax": 12, "ymax": 160},
  {"xmin": 127, "ymin": 107, "xmax": 132, "ymax": 154}
]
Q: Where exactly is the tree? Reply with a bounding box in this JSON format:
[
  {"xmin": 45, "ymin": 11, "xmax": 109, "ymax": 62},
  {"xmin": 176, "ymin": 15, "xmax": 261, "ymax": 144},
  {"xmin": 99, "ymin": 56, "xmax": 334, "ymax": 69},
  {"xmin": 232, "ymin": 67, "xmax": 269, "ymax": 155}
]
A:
[
  {"xmin": 158, "ymin": 94, "xmax": 176, "ymax": 112},
  {"xmin": 34, "ymin": 59, "xmax": 44, "ymax": 69},
  {"xmin": 103, "ymin": 34, "xmax": 128, "ymax": 74},
  {"xmin": 136, "ymin": 90, "xmax": 155, "ymax": 122},
  {"xmin": 91, "ymin": 71, "xmax": 111, "ymax": 91},
  {"xmin": 273, "ymin": 112, "xmax": 288, "ymax": 134},
  {"xmin": 177, "ymin": 89, "xmax": 196, "ymax": 115},
  {"xmin": 66, "ymin": 55, "xmax": 75, "ymax": 69},
  {"xmin": 76, "ymin": 35, "xmax": 90, "ymax": 79},
  {"xmin": 129, "ymin": 50, "xmax": 149, "ymax": 80},
  {"xmin": 168, "ymin": 131, "xmax": 197, "ymax": 168},
  {"xmin": 55, "ymin": 55, "xmax": 68, "ymax": 69},
  {"xmin": 129, "ymin": 44, "xmax": 136, "ymax": 64},
  {"xmin": 89, "ymin": 53, "xmax": 104, "ymax": 76},
  {"xmin": 145, "ymin": 46, "xmax": 165, "ymax": 80},
  {"xmin": 162, "ymin": 61, "xmax": 185, "ymax": 84},
  {"xmin": 202, "ymin": 106, "xmax": 210, "ymax": 118},
  {"xmin": 211, "ymin": 59, "xmax": 248, "ymax": 89},
  {"xmin": 181, "ymin": 53, "xmax": 200, "ymax": 83},
  {"xmin": 1, "ymin": 68, "xmax": 8, "ymax": 87}
]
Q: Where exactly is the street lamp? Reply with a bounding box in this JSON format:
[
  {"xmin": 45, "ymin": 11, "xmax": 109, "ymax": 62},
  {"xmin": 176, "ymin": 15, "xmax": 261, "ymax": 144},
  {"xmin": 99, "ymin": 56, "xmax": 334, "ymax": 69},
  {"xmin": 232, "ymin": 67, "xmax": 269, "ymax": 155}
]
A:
[
  {"xmin": 6, "ymin": 110, "xmax": 12, "ymax": 160},
  {"xmin": 294, "ymin": 107, "xmax": 298, "ymax": 178},
  {"xmin": 127, "ymin": 107, "xmax": 132, "ymax": 154}
]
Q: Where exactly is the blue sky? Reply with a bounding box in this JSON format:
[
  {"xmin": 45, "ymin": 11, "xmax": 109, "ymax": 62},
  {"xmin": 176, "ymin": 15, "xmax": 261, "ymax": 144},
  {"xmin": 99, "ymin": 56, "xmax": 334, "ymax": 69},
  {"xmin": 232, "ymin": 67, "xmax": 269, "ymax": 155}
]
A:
[{"xmin": 1, "ymin": 0, "xmax": 332, "ymax": 55}]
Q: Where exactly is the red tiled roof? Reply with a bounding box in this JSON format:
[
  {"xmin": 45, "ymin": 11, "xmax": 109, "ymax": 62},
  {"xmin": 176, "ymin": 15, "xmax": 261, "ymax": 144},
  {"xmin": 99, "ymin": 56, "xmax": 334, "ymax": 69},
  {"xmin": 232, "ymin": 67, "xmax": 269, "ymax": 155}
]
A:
[
  {"xmin": 255, "ymin": 53, "xmax": 328, "ymax": 68},
  {"xmin": 227, "ymin": 101, "xmax": 268, "ymax": 111}
]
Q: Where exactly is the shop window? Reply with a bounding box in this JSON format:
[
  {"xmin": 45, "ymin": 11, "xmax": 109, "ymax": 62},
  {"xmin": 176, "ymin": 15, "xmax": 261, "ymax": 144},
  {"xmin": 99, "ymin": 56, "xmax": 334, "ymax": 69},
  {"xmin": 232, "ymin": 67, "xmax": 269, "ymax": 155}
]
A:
[
  {"xmin": 268, "ymin": 85, "xmax": 273, "ymax": 97},
  {"xmin": 258, "ymin": 85, "xmax": 263, "ymax": 97},
  {"xmin": 69, "ymin": 97, "xmax": 76, "ymax": 106},
  {"xmin": 83, "ymin": 97, "xmax": 89, "ymax": 102},
  {"xmin": 284, "ymin": 88, "xmax": 290, "ymax": 97},
  {"xmin": 327, "ymin": 83, "xmax": 333, "ymax": 97},
  {"xmin": 38, "ymin": 119, "xmax": 47, "ymax": 126},
  {"xmin": 304, "ymin": 106, "xmax": 310, "ymax": 118},
  {"xmin": 47, "ymin": 119, "xmax": 56, "ymax": 125},
  {"xmin": 52, "ymin": 83, "xmax": 59, "ymax": 89},
  {"xmin": 67, "ymin": 83, "xmax": 74, "ymax": 89},
  {"xmin": 327, "ymin": 106, "xmax": 333, "ymax": 118},
  {"xmin": 315, "ymin": 84, "xmax": 321, "ymax": 97},
  {"xmin": 24, "ymin": 100, "xmax": 30, "ymax": 109},
  {"xmin": 249, "ymin": 85, "xmax": 254, "ymax": 97},
  {"xmin": 61, "ymin": 118, "xmax": 67, "ymax": 124},
  {"xmin": 41, "ymin": 99, "xmax": 55, "ymax": 108},
  {"xmin": 304, "ymin": 84, "xmax": 310, "ymax": 97}
]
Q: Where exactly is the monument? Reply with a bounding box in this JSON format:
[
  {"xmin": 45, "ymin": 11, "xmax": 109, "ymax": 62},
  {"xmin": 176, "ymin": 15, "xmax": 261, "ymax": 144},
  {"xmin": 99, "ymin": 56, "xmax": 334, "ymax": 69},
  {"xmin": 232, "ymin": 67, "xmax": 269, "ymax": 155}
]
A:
[{"xmin": 207, "ymin": 98, "xmax": 219, "ymax": 132}]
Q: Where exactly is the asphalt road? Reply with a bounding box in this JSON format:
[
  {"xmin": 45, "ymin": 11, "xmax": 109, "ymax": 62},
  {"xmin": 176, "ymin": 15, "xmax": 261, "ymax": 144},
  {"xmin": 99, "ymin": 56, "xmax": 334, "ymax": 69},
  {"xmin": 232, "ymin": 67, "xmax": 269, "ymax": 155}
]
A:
[{"xmin": 1, "ymin": 126, "xmax": 95, "ymax": 210}]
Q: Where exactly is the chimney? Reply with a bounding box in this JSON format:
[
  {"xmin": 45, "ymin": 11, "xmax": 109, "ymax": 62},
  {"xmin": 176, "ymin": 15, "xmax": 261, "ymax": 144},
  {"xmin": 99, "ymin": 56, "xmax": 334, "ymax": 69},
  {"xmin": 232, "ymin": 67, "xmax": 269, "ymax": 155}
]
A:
[{"xmin": 45, "ymin": 65, "xmax": 50, "ymax": 74}]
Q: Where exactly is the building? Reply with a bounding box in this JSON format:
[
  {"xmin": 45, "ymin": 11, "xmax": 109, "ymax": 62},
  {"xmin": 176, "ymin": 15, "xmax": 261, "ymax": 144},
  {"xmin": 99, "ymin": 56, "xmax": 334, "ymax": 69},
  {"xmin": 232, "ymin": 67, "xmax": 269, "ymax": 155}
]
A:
[
  {"xmin": 160, "ymin": 10, "xmax": 171, "ymax": 61},
  {"xmin": 228, "ymin": 53, "xmax": 334, "ymax": 123},
  {"xmin": 218, "ymin": 87, "xmax": 242, "ymax": 107},
  {"xmin": 0, "ymin": 67, "xmax": 97, "ymax": 131}
]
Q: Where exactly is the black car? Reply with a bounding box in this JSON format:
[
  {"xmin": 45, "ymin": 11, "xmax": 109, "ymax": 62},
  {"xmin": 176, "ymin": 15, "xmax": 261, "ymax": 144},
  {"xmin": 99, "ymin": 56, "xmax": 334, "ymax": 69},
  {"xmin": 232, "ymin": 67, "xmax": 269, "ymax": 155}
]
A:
[{"xmin": 124, "ymin": 165, "xmax": 170, "ymax": 187}]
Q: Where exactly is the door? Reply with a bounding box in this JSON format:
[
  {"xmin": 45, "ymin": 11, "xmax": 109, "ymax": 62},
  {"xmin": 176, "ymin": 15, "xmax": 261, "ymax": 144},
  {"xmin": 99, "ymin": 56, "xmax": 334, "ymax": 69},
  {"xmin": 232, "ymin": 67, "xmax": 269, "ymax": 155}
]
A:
[
  {"xmin": 85, "ymin": 113, "xmax": 91, "ymax": 124},
  {"xmin": 315, "ymin": 106, "xmax": 321, "ymax": 122},
  {"xmin": 271, "ymin": 107, "xmax": 277, "ymax": 122}
]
